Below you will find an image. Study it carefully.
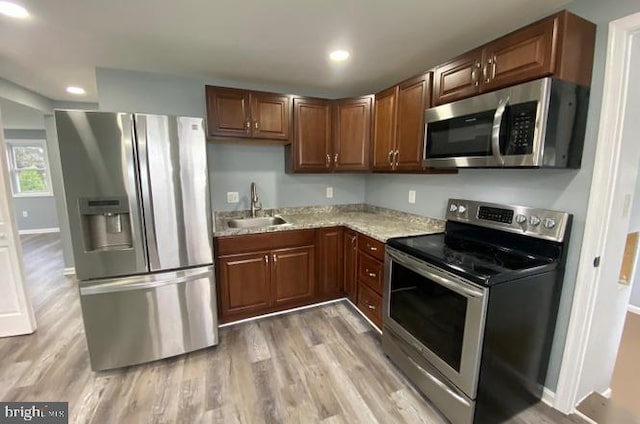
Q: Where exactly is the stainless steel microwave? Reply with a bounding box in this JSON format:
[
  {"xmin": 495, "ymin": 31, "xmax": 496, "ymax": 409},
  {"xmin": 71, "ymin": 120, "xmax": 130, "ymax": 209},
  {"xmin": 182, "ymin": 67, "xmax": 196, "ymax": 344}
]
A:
[{"xmin": 423, "ymin": 77, "xmax": 589, "ymax": 169}]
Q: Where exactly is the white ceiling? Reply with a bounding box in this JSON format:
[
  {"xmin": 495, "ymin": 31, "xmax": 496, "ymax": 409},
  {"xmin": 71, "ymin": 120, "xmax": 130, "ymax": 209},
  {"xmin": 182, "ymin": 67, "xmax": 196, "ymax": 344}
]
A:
[
  {"xmin": 1, "ymin": 0, "xmax": 569, "ymax": 102},
  {"xmin": 0, "ymin": 98, "xmax": 45, "ymax": 129}
]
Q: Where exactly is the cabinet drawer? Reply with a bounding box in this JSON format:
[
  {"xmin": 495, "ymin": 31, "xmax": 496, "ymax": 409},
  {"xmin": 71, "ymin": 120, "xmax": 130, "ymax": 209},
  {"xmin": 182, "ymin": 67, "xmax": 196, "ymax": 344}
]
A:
[
  {"xmin": 357, "ymin": 282, "xmax": 382, "ymax": 328},
  {"xmin": 216, "ymin": 229, "xmax": 315, "ymax": 255},
  {"xmin": 358, "ymin": 252, "xmax": 384, "ymax": 294},
  {"xmin": 358, "ymin": 234, "xmax": 385, "ymax": 261}
]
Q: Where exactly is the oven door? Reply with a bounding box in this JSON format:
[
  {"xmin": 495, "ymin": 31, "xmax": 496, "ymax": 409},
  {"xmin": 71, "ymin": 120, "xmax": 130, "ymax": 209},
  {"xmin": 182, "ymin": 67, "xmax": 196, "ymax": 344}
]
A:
[{"xmin": 383, "ymin": 247, "xmax": 488, "ymax": 398}]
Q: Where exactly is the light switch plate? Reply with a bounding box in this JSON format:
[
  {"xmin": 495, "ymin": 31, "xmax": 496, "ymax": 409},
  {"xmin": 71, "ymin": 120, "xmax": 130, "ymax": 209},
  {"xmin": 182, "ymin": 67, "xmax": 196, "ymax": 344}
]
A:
[
  {"xmin": 408, "ymin": 190, "xmax": 416, "ymax": 204},
  {"xmin": 326, "ymin": 187, "xmax": 334, "ymax": 198},
  {"xmin": 227, "ymin": 192, "xmax": 239, "ymax": 203}
]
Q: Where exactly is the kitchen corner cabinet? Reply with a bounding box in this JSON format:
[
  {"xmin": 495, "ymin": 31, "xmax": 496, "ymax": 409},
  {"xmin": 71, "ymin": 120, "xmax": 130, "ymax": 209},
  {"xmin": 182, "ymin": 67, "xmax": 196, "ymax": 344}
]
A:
[
  {"xmin": 333, "ymin": 96, "xmax": 373, "ymax": 172},
  {"xmin": 215, "ymin": 230, "xmax": 315, "ymax": 323},
  {"xmin": 373, "ymin": 73, "xmax": 431, "ymax": 172},
  {"xmin": 289, "ymin": 98, "xmax": 332, "ymax": 172},
  {"xmin": 343, "ymin": 228, "xmax": 358, "ymax": 303},
  {"xmin": 433, "ymin": 10, "xmax": 596, "ymax": 105},
  {"xmin": 316, "ymin": 227, "xmax": 344, "ymax": 298},
  {"xmin": 205, "ymin": 86, "xmax": 291, "ymax": 142}
]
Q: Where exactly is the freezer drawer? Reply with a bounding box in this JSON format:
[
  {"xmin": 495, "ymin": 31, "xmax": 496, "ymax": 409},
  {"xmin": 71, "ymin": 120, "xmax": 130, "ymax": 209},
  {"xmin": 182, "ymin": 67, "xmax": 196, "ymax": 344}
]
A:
[{"xmin": 79, "ymin": 266, "xmax": 218, "ymax": 371}]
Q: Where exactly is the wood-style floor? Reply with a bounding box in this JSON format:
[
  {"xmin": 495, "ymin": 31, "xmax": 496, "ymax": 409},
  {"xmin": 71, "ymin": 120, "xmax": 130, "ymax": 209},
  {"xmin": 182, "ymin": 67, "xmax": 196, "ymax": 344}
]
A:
[{"xmin": 0, "ymin": 233, "xmax": 585, "ymax": 423}]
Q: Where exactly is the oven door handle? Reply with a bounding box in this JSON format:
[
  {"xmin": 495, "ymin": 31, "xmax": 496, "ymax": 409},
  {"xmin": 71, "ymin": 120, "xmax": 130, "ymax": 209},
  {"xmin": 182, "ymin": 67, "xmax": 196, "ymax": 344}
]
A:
[
  {"xmin": 491, "ymin": 96, "xmax": 509, "ymax": 166},
  {"xmin": 387, "ymin": 248, "xmax": 485, "ymax": 299}
]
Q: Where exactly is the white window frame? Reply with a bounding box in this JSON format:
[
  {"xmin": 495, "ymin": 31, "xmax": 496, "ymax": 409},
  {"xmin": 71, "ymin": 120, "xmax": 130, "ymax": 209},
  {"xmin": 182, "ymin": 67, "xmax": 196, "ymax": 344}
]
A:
[{"xmin": 5, "ymin": 139, "xmax": 54, "ymax": 198}]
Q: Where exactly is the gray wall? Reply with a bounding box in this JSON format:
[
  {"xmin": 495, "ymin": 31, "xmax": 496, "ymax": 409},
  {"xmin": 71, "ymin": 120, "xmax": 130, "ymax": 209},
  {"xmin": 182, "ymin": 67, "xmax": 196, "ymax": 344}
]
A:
[
  {"xmin": 95, "ymin": 68, "xmax": 366, "ymax": 213},
  {"xmin": 3, "ymin": 129, "xmax": 60, "ymax": 232}
]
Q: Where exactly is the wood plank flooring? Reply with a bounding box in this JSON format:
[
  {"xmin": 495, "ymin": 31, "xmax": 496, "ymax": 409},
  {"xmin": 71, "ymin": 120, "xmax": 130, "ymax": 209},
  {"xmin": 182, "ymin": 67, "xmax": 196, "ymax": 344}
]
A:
[{"xmin": 0, "ymin": 233, "xmax": 585, "ymax": 423}]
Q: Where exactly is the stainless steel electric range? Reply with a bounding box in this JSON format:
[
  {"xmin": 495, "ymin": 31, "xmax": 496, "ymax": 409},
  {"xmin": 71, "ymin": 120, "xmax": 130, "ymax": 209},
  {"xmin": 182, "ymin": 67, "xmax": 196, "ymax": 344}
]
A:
[{"xmin": 382, "ymin": 199, "xmax": 572, "ymax": 424}]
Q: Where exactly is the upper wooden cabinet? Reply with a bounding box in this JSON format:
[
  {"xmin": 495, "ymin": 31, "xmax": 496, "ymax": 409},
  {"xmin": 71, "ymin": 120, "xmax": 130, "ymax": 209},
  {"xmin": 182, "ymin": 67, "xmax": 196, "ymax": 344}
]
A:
[
  {"xmin": 287, "ymin": 96, "xmax": 372, "ymax": 173},
  {"xmin": 333, "ymin": 96, "xmax": 372, "ymax": 172},
  {"xmin": 205, "ymin": 86, "xmax": 291, "ymax": 141},
  {"xmin": 373, "ymin": 73, "xmax": 431, "ymax": 172},
  {"xmin": 290, "ymin": 98, "xmax": 332, "ymax": 172},
  {"xmin": 433, "ymin": 11, "xmax": 595, "ymax": 105}
]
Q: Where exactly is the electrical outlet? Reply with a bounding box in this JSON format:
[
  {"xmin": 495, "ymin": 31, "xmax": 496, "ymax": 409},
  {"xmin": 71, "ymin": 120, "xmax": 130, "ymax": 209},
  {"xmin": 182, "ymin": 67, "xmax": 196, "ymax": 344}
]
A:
[
  {"xmin": 408, "ymin": 190, "xmax": 416, "ymax": 204},
  {"xmin": 22, "ymin": 210, "xmax": 28, "ymax": 218},
  {"xmin": 326, "ymin": 187, "xmax": 334, "ymax": 198},
  {"xmin": 226, "ymin": 192, "xmax": 239, "ymax": 203}
]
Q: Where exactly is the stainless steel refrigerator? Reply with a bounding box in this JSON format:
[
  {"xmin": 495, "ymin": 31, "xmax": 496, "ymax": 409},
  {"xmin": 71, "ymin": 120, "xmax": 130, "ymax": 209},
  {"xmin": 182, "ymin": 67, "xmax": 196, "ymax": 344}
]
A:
[{"xmin": 55, "ymin": 111, "xmax": 217, "ymax": 371}]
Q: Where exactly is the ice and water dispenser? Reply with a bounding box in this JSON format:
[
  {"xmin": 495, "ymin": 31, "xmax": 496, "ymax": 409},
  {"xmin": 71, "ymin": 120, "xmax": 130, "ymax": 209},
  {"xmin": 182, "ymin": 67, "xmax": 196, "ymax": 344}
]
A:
[{"xmin": 79, "ymin": 197, "xmax": 133, "ymax": 251}]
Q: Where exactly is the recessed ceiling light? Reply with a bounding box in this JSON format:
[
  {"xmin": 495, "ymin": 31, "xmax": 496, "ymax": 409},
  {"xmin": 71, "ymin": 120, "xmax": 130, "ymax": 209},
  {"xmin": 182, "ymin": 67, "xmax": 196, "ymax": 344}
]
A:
[
  {"xmin": 66, "ymin": 86, "xmax": 86, "ymax": 95},
  {"xmin": 329, "ymin": 50, "xmax": 350, "ymax": 62},
  {"xmin": 0, "ymin": 1, "xmax": 29, "ymax": 18}
]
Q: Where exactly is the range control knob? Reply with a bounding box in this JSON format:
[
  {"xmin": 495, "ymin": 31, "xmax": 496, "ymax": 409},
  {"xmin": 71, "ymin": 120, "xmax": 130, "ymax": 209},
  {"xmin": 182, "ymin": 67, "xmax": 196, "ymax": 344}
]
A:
[
  {"xmin": 529, "ymin": 216, "xmax": 541, "ymax": 226},
  {"xmin": 515, "ymin": 214, "xmax": 527, "ymax": 224},
  {"xmin": 544, "ymin": 218, "xmax": 557, "ymax": 229},
  {"xmin": 449, "ymin": 204, "xmax": 458, "ymax": 212},
  {"xmin": 458, "ymin": 205, "xmax": 467, "ymax": 214}
]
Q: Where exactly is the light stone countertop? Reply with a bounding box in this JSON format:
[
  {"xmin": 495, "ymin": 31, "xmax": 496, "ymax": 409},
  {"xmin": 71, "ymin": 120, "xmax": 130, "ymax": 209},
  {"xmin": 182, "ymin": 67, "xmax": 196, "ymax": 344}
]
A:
[{"xmin": 213, "ymin": 204, "xmax": 445, "ymax": 242}]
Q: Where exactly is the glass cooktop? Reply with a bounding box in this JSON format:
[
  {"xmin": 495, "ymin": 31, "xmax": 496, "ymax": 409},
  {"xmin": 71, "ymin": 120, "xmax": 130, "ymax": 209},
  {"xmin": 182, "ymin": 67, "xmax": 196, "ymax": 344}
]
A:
[{"xmin": 387, "ymin": 232, "xmax": 556, "ymax": 285}]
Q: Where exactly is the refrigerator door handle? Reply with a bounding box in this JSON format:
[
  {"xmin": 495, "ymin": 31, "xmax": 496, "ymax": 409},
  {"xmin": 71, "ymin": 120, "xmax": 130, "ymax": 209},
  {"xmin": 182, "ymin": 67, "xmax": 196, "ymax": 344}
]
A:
[
  {"xmin": 135, "ymin": 115, "xmax": 162, "ymax": 270},
  {"xmin": 80, "ymin": 266, "xmax": 214, "ymax": 295}
]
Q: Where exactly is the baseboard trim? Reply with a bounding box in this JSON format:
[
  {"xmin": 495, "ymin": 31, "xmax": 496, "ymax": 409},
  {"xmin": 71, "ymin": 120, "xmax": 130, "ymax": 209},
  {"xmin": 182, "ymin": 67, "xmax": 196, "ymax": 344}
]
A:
[
  {"xmin": 19, "ymin": 227, "xmax": 60, "ymax": 235},
  {"xmin": 573, "ymin": 409, "xmax": 599, "ymax": 424},
  {"xmin": 601, "ymin": 387, "xmax": 612, "ymax": 399},
  {"xmin": 63, "ymin": 267, "xmax": 76, "ymax": 276},
  {"xmin": 542, "ymin": 387, "xmax": 556, "ymax": 407},
  {"xmin": 628, "ymin": 304, "xmax": 640, "ymax": 315},
  {"xmin": 219, "ymin": 298, "xmax": 344, "ymax": 328}
]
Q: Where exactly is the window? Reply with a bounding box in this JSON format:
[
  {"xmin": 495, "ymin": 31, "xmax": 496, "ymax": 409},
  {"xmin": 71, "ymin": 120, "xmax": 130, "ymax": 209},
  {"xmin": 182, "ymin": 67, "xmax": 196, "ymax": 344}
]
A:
[{"xmin": 6, "ymin": 140, "xmax": 53, "ymax": 197}]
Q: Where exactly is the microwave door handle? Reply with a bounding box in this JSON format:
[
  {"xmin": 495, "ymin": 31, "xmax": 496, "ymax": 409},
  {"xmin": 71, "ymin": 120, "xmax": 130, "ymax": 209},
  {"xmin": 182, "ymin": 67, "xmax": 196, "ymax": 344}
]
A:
[{"xmin": 491, "ymin": 97, "xmax": 509, "ymax": 166}]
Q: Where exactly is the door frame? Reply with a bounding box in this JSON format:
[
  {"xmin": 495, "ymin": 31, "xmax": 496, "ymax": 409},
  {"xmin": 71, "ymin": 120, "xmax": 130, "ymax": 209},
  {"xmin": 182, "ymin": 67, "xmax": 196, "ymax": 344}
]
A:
[{"xmin": 554, "ymin": 11, "xmax": 640, "ymax": 413}]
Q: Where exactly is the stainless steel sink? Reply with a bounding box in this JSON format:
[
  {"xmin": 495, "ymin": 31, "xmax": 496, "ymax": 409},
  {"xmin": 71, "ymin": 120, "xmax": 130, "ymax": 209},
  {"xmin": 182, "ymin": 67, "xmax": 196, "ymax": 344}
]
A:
[{"xmin": 226, "ymin": 216, "xmax": 289, "ymax": 229}]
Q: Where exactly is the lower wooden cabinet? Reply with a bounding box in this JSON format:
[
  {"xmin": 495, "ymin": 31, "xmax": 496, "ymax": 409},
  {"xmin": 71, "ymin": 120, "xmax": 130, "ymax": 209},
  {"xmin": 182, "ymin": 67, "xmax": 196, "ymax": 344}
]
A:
[
  {"xmin": 216, "ymin": 229, "xmax": 316, "ymax": 323},
  {"xmin": 343, "ymin": 228, "xmax": 358, "ymax": 303},
  {"xmin": 357, "ymin": 282, "xmax": 383, "ymax": 328},
  {"xmin": 215, "ymin": 227, "xmax": 387, "ymax": 330},
  {"xmin": 316, "ymin": 227, "xmax": 344, "ymax": 298},
  {"xmin": 272, "ymin": 246, "xmax": 315, "ymax": 305},
  {"xmin": 218, "ymin": 251, "xmax": 271, "ymax": 317}
]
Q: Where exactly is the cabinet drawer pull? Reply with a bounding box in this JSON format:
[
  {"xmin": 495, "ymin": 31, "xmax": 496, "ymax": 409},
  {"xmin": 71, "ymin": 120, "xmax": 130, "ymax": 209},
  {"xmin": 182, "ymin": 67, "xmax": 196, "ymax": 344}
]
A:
[
  {"xmin": 393, "ymin": 150, "xmax": 399, "ymax": 167},
  {"xmin": 491, "ymin": 54, "xmax": 497, "ymax": 80},
  {"xmin": 366, "ymin": 270, "xmax": 377, "ymax": 278},
  {"xmin": 388, "ymin": 150, "xmax": 394, "ymax": 165},
  {"xmin": 272, "ymin": 253, "xmax": 277, "ymax": 264},
  {"xmin": 264, "ymin": 255, "xmax": 268, "ymax": 265},
  {"xmin": 245, "ymin": 120, "xmax": 251, "ymax": 133},
  {"xmin": 334, "ymin": 153, "xmax": 339, "ymax": 163},
  {"xmin": 326, "ymin": 154, "xmax": 331, "ymax": 167},
  {"xmin": 367, "ymin": 304, "xmax": 376, "ymax": 310},
  {"xmin": 368, "ymin": 245, "xmax": 378, "ymax": 251},
  {"xmin": 254, "ymin": 121, "xmax": 259, "ymax": 130}
]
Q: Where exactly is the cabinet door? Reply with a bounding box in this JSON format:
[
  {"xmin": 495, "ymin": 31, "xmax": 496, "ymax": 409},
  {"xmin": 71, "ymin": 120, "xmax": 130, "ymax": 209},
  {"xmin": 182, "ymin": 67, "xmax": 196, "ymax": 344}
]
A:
[
  {"xmin": 432, "ymin": 49, "xmax": 482, "ymax": 106},
  {"xmin": 316, "ymin": 227, "xmax": 344, "ymax": 298},
  {"xmin": 292, "ymin": 98, "xmax": 332, "ymax": 172},
  {"xmin": 333, "ymin": 97, "xmax": 372, "ymax": 171},
  {"xmin": 395, "ymin": 73, "xmax": 430, "ymax": 171},
  {"xmin": 250, "ymin": 93, "xmax": 291, "ymax": 141},
  {"xmin": 205, "ymin": 86, "xmax": 251, "ymax": 138},
  {"xmin": 343, "ymin": 229, "xmax": 358, "ymax": 303},
  {"xmin": 218, "ymin": 252, "xmax": 270, "ymax": 318},
  {"xmin": 481, "ymin": 16, "xmax": 557, "ymax": 92},
  {"xmin": 271, "ymin": 246, "xmax": 315, "ymax": 305},
  {"xmin": 372, "ymin": 87, "xmax": 398, "ymax": 171}
]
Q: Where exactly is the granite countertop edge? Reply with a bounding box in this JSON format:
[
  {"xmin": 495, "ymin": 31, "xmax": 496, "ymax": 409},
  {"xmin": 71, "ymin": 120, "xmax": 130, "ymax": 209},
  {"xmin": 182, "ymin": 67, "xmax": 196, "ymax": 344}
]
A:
[{"xmin": 213, "ymin": 204, "xmax": 445, "ymax": 242}]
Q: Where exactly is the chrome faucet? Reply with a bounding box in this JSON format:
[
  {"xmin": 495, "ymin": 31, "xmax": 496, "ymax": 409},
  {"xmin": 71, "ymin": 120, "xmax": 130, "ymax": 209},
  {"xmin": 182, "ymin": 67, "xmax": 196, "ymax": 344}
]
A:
[{"xmin": 250, "ymin": 182, "xmax": 262, "ymax": 218}]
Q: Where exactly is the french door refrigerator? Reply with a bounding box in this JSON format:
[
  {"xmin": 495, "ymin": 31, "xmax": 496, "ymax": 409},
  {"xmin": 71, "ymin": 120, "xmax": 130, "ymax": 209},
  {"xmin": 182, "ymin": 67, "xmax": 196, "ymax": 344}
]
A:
[{"xmin": 55, "ymin": 111, "xmax": 217, "ymax": 371}]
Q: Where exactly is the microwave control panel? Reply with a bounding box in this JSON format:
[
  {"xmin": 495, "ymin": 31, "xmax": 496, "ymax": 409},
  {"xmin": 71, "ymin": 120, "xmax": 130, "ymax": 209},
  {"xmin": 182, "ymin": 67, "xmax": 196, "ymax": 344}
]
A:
[{"xmin": 505, "ymin": 101, "xmax": 537, "ymax": 155}]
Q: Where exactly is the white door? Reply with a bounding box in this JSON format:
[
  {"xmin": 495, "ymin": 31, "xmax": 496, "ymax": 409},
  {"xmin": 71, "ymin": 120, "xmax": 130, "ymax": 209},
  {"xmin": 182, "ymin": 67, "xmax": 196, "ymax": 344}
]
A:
[{"xmin": 0, "ymin": 108, "xmax": 37, "ymax": 337}]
